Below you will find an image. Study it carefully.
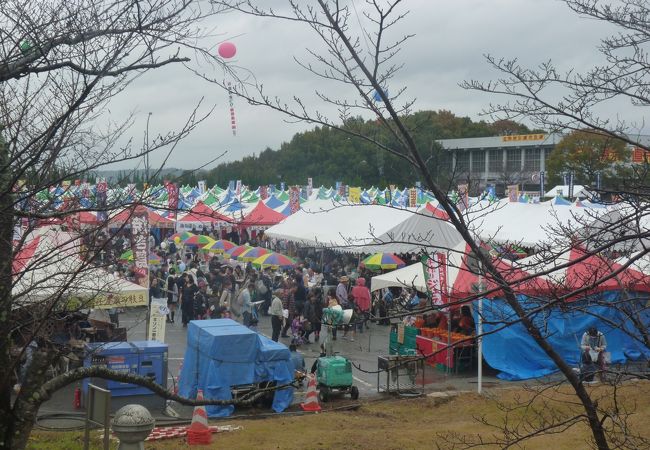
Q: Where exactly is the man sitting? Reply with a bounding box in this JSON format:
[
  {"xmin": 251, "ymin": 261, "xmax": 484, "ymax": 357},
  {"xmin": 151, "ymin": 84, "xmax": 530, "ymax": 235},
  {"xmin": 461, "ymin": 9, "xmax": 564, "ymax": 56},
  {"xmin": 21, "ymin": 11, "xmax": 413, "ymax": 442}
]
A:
[{"xmin": 580, "ymin": 326, "xmax": 607, "ymax": 382}]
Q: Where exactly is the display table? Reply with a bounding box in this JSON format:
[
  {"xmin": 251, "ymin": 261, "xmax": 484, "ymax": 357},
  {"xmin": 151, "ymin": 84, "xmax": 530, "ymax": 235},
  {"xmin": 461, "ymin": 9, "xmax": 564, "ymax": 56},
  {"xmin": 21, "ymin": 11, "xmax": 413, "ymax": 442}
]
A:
[{"xmin": 416, "ymin": 335, "xmax": 474, "ymax": 372}]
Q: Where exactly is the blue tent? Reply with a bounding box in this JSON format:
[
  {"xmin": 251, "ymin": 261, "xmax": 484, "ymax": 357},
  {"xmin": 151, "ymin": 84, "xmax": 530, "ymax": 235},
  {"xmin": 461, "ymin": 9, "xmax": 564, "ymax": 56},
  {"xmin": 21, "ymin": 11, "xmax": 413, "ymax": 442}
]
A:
[
  {"xmin": 279, "ymin": 203, "xmax": 293, "ymax": 216},
  {"xmin": 476, "ymin": 292, "xmax": 650, "ymax": 380},
  {"xmin": 178, "ymin": 319, "xmax": 294, "ymax": 417},
  {"xmin": 265, "ymin": 195, "xmax": 284, "ymax": 209}
]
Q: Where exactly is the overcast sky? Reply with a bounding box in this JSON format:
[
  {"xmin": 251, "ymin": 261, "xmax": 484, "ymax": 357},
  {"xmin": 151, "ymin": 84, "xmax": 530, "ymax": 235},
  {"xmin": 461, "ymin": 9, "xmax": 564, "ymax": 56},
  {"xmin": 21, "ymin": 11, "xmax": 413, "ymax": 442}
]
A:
[{"xmin": 106, "ymin": 0, "xmax": 618, "ymax": 171}]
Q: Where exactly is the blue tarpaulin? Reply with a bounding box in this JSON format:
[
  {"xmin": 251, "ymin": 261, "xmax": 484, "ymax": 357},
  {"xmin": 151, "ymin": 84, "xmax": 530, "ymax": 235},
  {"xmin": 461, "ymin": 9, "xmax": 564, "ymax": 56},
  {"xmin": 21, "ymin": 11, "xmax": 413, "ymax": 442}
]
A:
[
  {"xmin": 179, "ymin": 319, "xmax": 294, "ymax": 416},
  {"xmin": 477, "ymin": 292, "xmax": 650, "ymax": 380}
]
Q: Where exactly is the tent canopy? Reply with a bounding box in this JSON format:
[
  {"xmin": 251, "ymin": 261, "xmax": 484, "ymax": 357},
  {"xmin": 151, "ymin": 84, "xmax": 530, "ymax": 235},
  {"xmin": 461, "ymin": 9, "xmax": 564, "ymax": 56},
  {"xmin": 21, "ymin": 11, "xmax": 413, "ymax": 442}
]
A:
[{"xmin": 240, "ymin": 201, "xmax": 287, "ymax": 227}]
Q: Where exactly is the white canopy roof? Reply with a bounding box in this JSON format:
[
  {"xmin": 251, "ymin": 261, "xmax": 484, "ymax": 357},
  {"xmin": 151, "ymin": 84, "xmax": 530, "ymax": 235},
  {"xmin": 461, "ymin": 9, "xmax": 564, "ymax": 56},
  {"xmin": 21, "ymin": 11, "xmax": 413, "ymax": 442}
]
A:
[
  {"xmin": 265, "ymin": 202, "xmax": 463, "ymax": 254},
  {"xmin": 370, "ymin": 263, "xmax": 426, "ymax": 292}
]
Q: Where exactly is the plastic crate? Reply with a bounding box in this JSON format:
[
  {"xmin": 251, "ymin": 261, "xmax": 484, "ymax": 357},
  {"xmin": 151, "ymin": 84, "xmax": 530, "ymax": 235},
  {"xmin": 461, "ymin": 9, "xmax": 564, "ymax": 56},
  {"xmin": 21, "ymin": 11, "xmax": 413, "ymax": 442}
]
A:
[{"xmin": 317, "ymin": 356, "xmax": 353, "ymax": 387}]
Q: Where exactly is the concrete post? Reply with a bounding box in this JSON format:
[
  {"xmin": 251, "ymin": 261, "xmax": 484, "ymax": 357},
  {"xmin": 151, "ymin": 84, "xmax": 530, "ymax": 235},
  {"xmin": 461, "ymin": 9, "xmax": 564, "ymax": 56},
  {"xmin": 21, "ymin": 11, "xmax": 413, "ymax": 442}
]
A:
[{"xmin": 111, "ymin": 404, "xmax": 155, "ymax": 450}]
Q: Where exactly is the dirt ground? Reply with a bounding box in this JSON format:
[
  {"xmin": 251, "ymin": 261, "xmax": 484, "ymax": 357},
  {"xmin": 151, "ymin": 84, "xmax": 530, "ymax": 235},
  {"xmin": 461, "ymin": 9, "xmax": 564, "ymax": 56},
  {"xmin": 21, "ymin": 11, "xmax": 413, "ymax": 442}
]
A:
[{"xmin": 28, "ymin": 381, "xmax": 650, "ymax": 450}]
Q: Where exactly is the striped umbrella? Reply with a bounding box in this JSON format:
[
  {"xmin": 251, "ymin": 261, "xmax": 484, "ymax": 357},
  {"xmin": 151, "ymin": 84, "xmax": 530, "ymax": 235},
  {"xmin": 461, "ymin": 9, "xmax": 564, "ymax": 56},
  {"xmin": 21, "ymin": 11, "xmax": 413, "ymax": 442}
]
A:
[
  {"xmin": 252, "ymin": 252, "xmax": 297, "ymax": 269},
  {"xmin": 203, "ymin": 239, "xmax": 236, "ymax": 253},
  {"xmin": 169, "ymin": 231, "xmax": 194, "ymax": 243},
  {"xmin": 362, "ymin": 252, "xmax": 406, "ymax": 270},
  {"xmin": 226, "ymin": 244, "xmax": 253, "ymax": 260},
  {"xmin": 237, "ymin": 246, "xmax": 271, "ymax": 262},
  {"xmin": 183, "ymin": 234, "xmax": 215, "ymax": 247}
]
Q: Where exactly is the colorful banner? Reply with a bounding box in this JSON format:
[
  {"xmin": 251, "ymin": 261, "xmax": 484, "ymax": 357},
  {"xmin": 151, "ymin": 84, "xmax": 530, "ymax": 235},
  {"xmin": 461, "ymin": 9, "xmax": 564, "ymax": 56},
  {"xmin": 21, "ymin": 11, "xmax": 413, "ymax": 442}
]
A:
[
  {"xmin": 409, "ymin": 188, "xmax": 417, "ymax": 207},
  {"xmin": 259, "ymin": 185, "xmax": 268, "ymax": 200},
  {"xmin": 236, "ymin": 180, "xmax": 242, "ymax": 199},
  {"xmin": 457, "ymin": 184, "xmax": 469, "ymax": 211},
  {"xmin": 81, "ymin": 181, "xmax": 90, "ymax": 200},
  {"xmin": 289, "ymin": 186, "xmax": 301, "ymax": 214},
  {"xmin": 96, "ymin": 178, "xmax": 108, "ymax": 221},
  {"xmin": 507, "ymin": 184, "xmax": 519, "ymax": 202},
  {"xmin": 165, "ymin": 181, "xmax": 179, "ymax": 220},
  {"xmin": 338, "ymin": 183, "xmax": 346, "ymax": 197},
  {"xmin": 349, "ymin": 187, "xmax": 361, "ymax": 203},
  {"xmin": 130, "ymin": 205, "xmax": 150, "ymax": 289},
  {"xmin": 421, "ymin": 253, "xmax": 448, "ymax": 307}
]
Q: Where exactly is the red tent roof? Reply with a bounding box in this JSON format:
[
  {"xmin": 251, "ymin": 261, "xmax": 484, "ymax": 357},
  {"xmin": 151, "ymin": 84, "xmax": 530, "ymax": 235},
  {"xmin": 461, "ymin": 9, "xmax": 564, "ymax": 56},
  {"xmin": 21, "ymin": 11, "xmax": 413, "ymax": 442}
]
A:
[
  {"xmin": 110, "ymin": 207, "xmax": 175, "ymax": 228},
  {"xmin": 425, "ymin": 202, "xmax": 450, "ymax": 220},
  {"xmin": 12, "ymin": 236, "xmax": 40, "ymax": 276},
  {"xmin": 240, "ymin": 201, "xmax": 286, "ymax": 227},
  {"xmin": 179, "ymin": 201, "xmax": 231, "ymax": 223}
]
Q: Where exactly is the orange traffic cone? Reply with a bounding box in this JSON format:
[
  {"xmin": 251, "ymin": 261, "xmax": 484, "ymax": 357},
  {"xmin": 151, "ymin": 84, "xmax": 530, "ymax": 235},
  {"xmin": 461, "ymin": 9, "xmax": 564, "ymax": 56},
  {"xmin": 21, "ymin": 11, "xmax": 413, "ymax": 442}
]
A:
[
  {"xmin": 300, "ymin": 374, "xmax": 322, "ymax": 412},
  {"xmin": 187, "ymin": 389, "xmax": 212, "ymax": 445}
]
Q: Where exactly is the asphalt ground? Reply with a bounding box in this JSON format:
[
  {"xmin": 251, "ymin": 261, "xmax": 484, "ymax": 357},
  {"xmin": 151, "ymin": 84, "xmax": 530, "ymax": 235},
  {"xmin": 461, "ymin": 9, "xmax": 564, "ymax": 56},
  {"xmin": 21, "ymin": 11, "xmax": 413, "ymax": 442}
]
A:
[{"xmin": 35, "ymin": 307, "xmax": 507, "ymax": 425}]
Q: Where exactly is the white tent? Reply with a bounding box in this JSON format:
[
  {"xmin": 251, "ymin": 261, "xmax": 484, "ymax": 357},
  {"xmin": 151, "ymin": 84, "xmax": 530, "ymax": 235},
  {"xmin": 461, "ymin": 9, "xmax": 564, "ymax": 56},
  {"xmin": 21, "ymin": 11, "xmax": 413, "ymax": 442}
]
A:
[
  {"xmin": 370, "ymin": 263, "xmax": 426, "ymax": 292},
  {"xmin": 265, "ymin": 202, "xmax": 463, "ymax": 253},
  {"xmin": 544, "ymin": 185, "xmax": 586, "ymax": 198},
  {"xmin": 12, "ymin": 227, "xmax": 147, "ymax": 309}
]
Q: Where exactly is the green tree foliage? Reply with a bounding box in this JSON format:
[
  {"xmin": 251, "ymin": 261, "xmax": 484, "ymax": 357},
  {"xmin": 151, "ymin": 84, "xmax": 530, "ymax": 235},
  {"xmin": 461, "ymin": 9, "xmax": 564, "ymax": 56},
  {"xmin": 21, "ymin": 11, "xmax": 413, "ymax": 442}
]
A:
[
  {"xmin": 546, "ymin": 129, "xmax": 628, "ymax": 187},
  {"xmin": 206, "ymin": 110, "xmax": 532, "ymax": 188}
]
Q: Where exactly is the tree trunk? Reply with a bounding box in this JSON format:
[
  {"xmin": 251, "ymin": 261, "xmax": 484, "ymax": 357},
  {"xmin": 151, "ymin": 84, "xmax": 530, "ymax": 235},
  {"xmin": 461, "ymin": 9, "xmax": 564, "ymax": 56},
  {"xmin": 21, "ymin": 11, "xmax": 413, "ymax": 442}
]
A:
[{"xmin": 0, "ymin": 132, "xmax": 17, "ymax": 448}]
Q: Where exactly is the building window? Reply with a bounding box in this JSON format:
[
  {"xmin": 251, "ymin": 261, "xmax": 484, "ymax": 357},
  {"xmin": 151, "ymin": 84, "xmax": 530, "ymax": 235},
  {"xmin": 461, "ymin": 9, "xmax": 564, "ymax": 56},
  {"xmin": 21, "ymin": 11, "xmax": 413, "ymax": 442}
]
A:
[
  {"xmin": 506, "ymin": 148, "xmax": 522, "ymax": 172},
  {"xmin": 456, "ymin": 150, "xmax": 470, "ymax": 173},
  {"xmin": 524, "ymin": 148, "xmax": 541, "ymax": 171},
  {"xmin": 472, "ymin": 150, "xmax": 485, "ymax": 173},
  {"xmin": 488, "ymin": 149, "xmax": 502, "ymax": 172}
]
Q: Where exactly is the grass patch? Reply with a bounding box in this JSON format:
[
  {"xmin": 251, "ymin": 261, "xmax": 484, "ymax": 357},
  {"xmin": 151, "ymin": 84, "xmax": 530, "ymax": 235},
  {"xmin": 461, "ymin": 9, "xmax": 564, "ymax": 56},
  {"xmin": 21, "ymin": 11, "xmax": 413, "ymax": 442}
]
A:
[{"xmin": 28, "ymin": 381, "xmax": 650, "ymax": 449}]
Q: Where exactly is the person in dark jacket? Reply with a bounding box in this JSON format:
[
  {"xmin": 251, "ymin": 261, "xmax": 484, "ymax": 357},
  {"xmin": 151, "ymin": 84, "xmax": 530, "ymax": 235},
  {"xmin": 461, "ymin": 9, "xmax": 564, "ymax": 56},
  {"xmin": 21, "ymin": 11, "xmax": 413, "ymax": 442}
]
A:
[{"xmin": 180, "ymin": 274, "xmax": 198, "ymax": 327}]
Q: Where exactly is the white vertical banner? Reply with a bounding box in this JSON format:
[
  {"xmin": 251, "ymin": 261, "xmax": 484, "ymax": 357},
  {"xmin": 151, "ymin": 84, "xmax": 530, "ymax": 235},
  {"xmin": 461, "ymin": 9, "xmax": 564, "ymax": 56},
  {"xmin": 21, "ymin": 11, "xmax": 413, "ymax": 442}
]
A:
[
  {"xmin": 198, "ymin": 180, "xmax": 206, "ymax": 195},
  {"xmin": 148, "ymin": 298, "xmax": 168, "ymax": 342}
]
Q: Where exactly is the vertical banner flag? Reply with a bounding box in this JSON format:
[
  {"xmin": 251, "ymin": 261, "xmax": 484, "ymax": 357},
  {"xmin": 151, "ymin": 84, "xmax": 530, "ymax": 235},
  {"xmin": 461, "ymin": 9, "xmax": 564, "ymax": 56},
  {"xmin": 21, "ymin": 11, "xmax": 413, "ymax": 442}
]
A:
[
  {"xmin": 409, "ymin": 188, "xmax": 417, "ymax": 207},
  {"xmin": 198, "ymin": 180, "xmax": 206, "ymax": 195},
  {"xmin": 280, "ymin": 182, "xmax": 285, "ymax": 192},
  {"xmin": 127, "ymin": 183, "xmax": 136, "ymax": 202},
  {"xmin": 96, "ymin": 178, "xmax": 108, "ymax": 221},
  {"xmin": 337, "ymin": 183, "xmax": 346, "ymax": 198},
  {"xmin": 421, "ymin": 253, "xmax": 448, "ymax": 307},
  {"xmin": 415, "ymin": 181, "xmax": 423, "ymax": 203},
  {"xmin": 165, "ymin": 181, "xmax": 179, "ymax": 220},
  {"xmin": 568, "ymin": 171, "xmax": 575, "ymax": 198},
  {"xmin": 457, "ymin": 184, "xmax": 469, "ymax": 211},
  {"xmin": 307, "ymin": 177, "xmax": 313, "ymax": 197},
  {"xmin": 540, "ymin": 171, "xmax": 545, "ymax": 198},
  {"xmin": 562, "ymin": 171, "xmax": 568, "ymax": 186},
  {"xmin": 130, "ymin": 205, "xmax": 150, "ymax": 289},
  {"xmin": 236, "ymin": 180, "xmax": 242, "ymax": 200},
  {"xmin": 259, "ymin": 185, "xmax": 268, "ymax": 200},
  {"xmin": 81, "ymin": 180, "xmax": 90, "ymax": 201},
  {"xmin": 595, "ymin": 171, "xmax": 601, "ymax": 191},
  {"xmin": 507, "ymin": 184, "xmax": 519, "ymax": 202},
  {"xmin": 228, "ymin": 180, "xmax": 235, "ymax": 191},
  {"xmin": 349, "ymin": 187, "xmax": 361, "ymax": 203},
  {"xmin": 289, "ymin": 186, "xmax": 301, "ymax": 214}
]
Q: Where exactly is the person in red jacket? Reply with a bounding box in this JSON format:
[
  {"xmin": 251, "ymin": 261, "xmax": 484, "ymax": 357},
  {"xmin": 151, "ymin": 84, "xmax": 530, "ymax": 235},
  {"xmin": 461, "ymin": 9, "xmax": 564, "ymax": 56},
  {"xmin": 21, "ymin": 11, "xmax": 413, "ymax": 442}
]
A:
[{"xmin": 350, "ymin": 277, "xmax": 371, "ymax": 332}]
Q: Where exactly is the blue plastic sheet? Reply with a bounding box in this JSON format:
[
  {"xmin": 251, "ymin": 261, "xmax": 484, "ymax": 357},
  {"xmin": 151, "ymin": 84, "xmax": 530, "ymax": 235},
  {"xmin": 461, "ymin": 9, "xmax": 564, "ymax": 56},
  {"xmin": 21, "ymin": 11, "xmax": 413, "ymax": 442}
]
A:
[
  {"xmin": 476, "ymin": 292, "xmax": 650, "ymax": 380},
  {"xmin": 179, "ymin": 319, "xmax": 294, "ymax": 416}
]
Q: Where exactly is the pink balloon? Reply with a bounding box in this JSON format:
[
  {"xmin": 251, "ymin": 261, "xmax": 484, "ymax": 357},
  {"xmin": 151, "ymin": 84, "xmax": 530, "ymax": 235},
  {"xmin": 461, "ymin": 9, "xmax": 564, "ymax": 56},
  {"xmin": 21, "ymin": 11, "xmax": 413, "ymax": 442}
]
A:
[{"xmin": 218, "ymin": 42, "xmax": 237, "ymax": 59}]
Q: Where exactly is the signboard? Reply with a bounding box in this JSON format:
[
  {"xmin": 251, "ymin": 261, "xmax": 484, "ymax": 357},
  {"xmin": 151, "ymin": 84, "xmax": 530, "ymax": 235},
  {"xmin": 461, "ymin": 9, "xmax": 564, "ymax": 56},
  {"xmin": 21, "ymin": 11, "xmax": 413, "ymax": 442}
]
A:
[
  {"xmin": 91, "ymin": 291, "xmax": 147, "ymax": 309},
  {"xmin": 397, "ymin": 323, "xmax": 405, "ymax": 345},
  {"xmin": 349, "ymin": 187, "xmax": 361, "ymax": 203},
  {"xmin": 130, "ymin": 206, "xmax": 150, "ymax": 289},
  {"xmin": 289, "ymin": 186, "xmax": 301, "ymax": 214},
  {"xmin": 148, "ymin": 298, "xmax": 168, "ymax": 342},
  {"xmin": 421, "ymin": 253, "xmax": 448, "ymax": 307},
  {"xmin": 501, "ymin": 134, "xmax": 545, "ymax": 142},
  {"xmin": 84, "ymin": 384, "xmax": 110, "ymax": 450}
]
